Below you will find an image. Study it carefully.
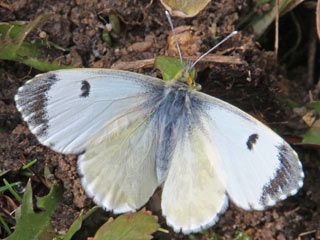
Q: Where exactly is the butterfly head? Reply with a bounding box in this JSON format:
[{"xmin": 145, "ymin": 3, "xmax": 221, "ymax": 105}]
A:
[
  {"xmin": 165, "ymin": 10, "xmax": 237, "ymax": 92},
  {"xmin": 172, "ymin": 61, "xmax": 201, "ymax": 90}
]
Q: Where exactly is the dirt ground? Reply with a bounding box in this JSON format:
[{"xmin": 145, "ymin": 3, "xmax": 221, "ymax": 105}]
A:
[{"xmin": 0, "ymin": 0, "xmax": 319, "ymax": 239}]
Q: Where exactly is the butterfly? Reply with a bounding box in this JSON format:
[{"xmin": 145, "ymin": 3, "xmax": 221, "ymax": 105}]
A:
[{"xmin": 15, "ymin": 16, "xmax": 304, "ymax": 234}]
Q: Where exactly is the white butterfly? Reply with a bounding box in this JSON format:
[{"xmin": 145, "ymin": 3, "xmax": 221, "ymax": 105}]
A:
[{"xmin": 15, "ymin": 27, "xmax": 304, "ymax": 234}]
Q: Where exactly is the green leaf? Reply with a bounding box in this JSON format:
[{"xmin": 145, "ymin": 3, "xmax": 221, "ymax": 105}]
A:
[
  {"xmin": 154, "ymin": 56, "xmax": 196, "ymax": 81},
  {"xmin": 160, "ymin": 0, "xmax": 211, "ymax": 18},
  {"xmin": 6, "ymin": 180, "xmax": 63, "ymax": 240},
  {"xmin": 189, "ymin": 230, "xmax": 220, "ymax": 239},
  {"xmin": 109, "ymin": 13, "xmax": 121, "ymax": 35},
  {"xmin": 234, "ymin": 230, "xmax": 251, "ymax": 240},
  {"xmin": 63, "ymin": 206, "xmax": 98, "ymax": 240},
  {"xmin": 155, "ymin": 56, "xmax": 183, "ymax": 81},
  {"xmin": 94, "ymin": 212, "xmax": 160, "ymax": 240},
  {"xmin": 307, "ymin": 101, "xmax": 320, "ymax": 114},
  {"xmin": 102, "ymin": 29, "xmax": 112, "ymax": 47},
  {"xmin": 300, "ymin": 102, "xmax": 320, "ymax": 145},
  {"xmin": 301, "ymin": 119, "xmax": 320, "ymax": 145},
  {"xmin": 277, "ymin": 97, "xmax": 300, "ymax": 108},
  {"xmin": 238, "ymin": 0, "xmax": 300, "ymax": 38},
  {"xmin": 0, "ymin": 22, "xmax": 27, "ymax": 40},
  {"xmin": 0, "ymin": 15, "xmax": 73, "ymax": 71},
  {"xmin": 256, "ymin": 0, "xmax": 295, "ymax": 37}
]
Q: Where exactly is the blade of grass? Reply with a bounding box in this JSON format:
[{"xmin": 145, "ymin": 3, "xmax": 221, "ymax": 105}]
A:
[
  {"xmin": 317, "ymin": 0, "xmax": 320, "ymax": 40},
  {"xmin": 157, "ymin": 228, "xmax": 169, "ymax": 233},
  {"xmin": 19, "ymin": 171, "xmax": 33, "ymax": 177},
  {"xmin": 21, "ymin": 159, "xmax": 37, "ymax": 170},
  {"xmin": 0, "ymin": 169, "xmax": 10, "ymax": 177},
  {"xmin": 3, "ymin": 179, "xmax": 22, "ymax": 204},
  {"xmin": 0, "ymin": 215, "xmax": 12, "ymax": 235},
  {"xmin": 0, "ymin": 181, "xmax": 21, "ymax": 193}
]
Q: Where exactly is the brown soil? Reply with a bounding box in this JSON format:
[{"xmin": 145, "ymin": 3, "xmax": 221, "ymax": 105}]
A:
[{"xmin": 0, "ymin": 0, "xmax": 319, "ymax": 239}]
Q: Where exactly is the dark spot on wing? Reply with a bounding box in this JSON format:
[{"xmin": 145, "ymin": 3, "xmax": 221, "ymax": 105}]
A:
[
  {"xmin": 247, "ymin": 134, "xmax": 259, "ymax": 150},
  {"xmin": 80, "ymin": 80, "xmax": 90, "ymax": 97},
  {"xmin": 260, "ymin": 144, "xmax": 303, "ymax": 206}
]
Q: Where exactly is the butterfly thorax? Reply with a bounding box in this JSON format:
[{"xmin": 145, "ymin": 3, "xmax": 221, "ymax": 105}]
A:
[
  {"xmin": 154, "ymin": 62, "xmax": 201, "ymax": 182},
  {"xmin": 154, "ymin": 79, "xmax": 205, "ymax": 184},
  {"xmin": 168, "ymin": 61, "xmax": 201, "ymax": 91}
]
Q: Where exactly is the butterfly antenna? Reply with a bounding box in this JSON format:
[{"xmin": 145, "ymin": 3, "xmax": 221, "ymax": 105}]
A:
[
  {"xmin": 165, "ymin": 10, "xmax": 183, "ymax": 65},
  {"xmin": 190, "ymin": 31, "xmax": 238, "ymax": 69}
]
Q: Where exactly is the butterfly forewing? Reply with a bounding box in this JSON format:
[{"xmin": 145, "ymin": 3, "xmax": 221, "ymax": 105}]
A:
[
  {"xmin": 15, "ymin": 69, "xmax": 164, "ymax": 154},
  {"xmin": 193, "ymin": 91, "xmax": 304, "ymax": 210}
]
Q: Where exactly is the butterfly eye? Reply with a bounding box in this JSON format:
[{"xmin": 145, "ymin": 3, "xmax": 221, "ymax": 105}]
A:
[{"xmin": 194, "ymin": 82, "xmax": 202, "ymax": 90}]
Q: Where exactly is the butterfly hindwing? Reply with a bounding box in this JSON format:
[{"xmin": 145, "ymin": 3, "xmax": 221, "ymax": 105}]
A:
[
  {"xmin": 194, "ymin": 91, "xmax": 304, "ymax": 210},
  {"xmin": 78, "ymin": 105, "xmax": 161, "ymax": 213},
  {"xmin": 161, "ymin": 93, "xmax": 228, "ymax": 234}
]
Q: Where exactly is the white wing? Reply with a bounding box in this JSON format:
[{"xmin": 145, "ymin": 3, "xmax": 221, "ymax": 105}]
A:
[
  {"xmin": 161, "ymin": 111, "xmax": 228, "ymax": 234},
  {"xmin": 78, "ymin": 106, "xmax": 160, "ymax": 213},
  {"xmin": 15, "ymin": 69, "xmax": 164, "ymax": 154},
  {"xmin": 194, "ymin": 91, "xmax": 304, "ymax": 210}
]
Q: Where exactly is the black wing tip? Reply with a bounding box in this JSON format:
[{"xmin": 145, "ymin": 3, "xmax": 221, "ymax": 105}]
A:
[{"xmin": 259, "ymin": 143, "xmax": 304, "ymax": 207}]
